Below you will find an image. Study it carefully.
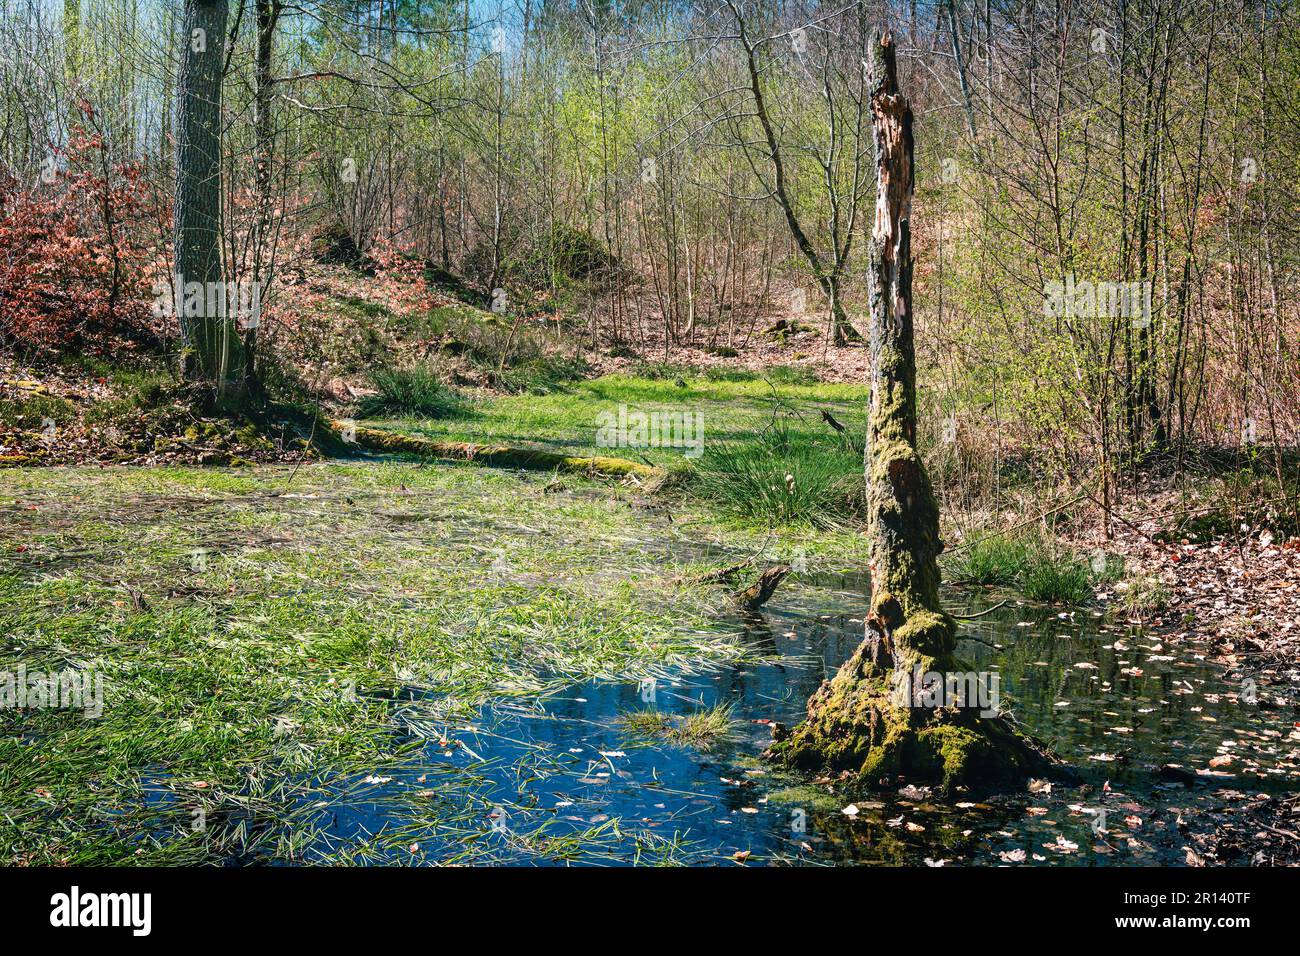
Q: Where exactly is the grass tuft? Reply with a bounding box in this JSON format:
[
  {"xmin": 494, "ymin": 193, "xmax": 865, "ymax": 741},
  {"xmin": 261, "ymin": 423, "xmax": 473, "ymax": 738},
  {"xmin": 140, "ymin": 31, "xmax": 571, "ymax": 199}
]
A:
[
  {"xmin": 357, "ymin": 364, "xmax": 466, "ymax": 420},
  {"xmin": 690, "ymin": 419, "xmax": 862, "ymax": 528},
  {"xmin": 619, "ymin": 703, "xmax": 738, "ymax": 748},
  {"xmin": 948, "ymin": 531, "xmax": 1120, "ymax": 605}
]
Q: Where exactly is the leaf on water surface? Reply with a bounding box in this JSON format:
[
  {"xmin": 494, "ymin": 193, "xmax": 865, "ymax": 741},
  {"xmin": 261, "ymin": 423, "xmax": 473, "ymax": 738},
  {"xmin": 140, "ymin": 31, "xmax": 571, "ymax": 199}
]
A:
[
  {"xmin": 841, "ymin": 804, "xmax": 860, "ymax": 817},
  {"xmin": 999, "ymin": 849, "xmax": 1027, "ymax": 863},
  {"xmin": 1028, "ymin": 778, "xmax": 1052, "ymax": 794},
  {"xmin": 732, "ymin": 850, "xmax": 751, "ymax": 863}
]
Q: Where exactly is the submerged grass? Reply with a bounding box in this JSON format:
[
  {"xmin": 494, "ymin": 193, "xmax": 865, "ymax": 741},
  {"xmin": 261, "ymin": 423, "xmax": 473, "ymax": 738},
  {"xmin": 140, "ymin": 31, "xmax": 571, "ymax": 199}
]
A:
[{"xmin": 0, "ymin": 460, "xmax": 828, "ymax": 865}]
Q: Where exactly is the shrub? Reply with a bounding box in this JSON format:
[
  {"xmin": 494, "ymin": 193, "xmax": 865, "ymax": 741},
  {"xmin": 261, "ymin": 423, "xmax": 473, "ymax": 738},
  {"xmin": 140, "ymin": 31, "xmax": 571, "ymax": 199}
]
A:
[
  {"xmin": 0, "ymin": 113, "xmax": 159, "ymax": 354},
  {"xmin": 357, "ymin": 364, "xmax": 466, "ymax": 419}
]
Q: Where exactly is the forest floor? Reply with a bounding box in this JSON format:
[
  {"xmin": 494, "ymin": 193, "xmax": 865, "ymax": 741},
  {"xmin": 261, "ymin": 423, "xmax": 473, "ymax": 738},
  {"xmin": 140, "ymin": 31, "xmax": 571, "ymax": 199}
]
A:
[
  {"xmin": 3, "ymin": 451, "xmax": 1297, "ymax": 865},
  {"xmin": 3, "ymin": 264, "xmax": 1298, "ymax": 865},
  {"xmin": 0, "ymin": 459, "xmax": 861, "ymax": 864}
]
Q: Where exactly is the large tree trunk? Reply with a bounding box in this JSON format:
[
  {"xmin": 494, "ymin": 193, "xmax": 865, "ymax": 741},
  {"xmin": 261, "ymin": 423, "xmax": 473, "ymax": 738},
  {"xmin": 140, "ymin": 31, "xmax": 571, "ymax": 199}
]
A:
[
  {"xmin": 175, "ymin": 0, "xmax": 244, "ymax": 406},
  {"xmin": 769, "ymin": 33, "xmax": 1054, "ymax": 792}
]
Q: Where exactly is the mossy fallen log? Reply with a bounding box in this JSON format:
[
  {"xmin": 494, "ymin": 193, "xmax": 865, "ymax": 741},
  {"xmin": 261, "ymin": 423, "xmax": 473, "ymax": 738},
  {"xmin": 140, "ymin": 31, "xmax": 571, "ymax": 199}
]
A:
[
  {"xmin": 0, "ymin": 451, "xmax": 45, "ymax": 468},
  {"xmin": 325, "ymin": 419, "xmax": 663, "ymax": 480}
]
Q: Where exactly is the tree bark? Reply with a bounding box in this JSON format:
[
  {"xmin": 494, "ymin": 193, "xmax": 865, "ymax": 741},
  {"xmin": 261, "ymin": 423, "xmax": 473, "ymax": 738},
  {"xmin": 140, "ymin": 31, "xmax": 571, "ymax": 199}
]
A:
[
  {"xmin": 769, "ymin": 33, "xmax": 1055, "ymax": 791},
  {"xmin": 246, "ymin": 0, "xmax": 283, "ymax": 391},
  {"xmin": 175, "ymin": 0, "xmax": 243, "ymax": 406}
]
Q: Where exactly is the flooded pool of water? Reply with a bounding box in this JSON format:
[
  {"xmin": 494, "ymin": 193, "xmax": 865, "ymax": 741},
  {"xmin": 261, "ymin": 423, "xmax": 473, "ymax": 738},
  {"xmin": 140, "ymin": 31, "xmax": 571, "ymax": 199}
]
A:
[{"xmin": 307, "ymin": 573, "xmax": 1300, "ymax": 866}]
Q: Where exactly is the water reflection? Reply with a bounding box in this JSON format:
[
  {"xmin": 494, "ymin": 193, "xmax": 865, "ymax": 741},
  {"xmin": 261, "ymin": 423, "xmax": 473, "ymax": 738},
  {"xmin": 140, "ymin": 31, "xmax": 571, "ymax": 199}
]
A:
[{"xmin": 315, "ymin": 573, "xmax": 1298, "ymax": 865}]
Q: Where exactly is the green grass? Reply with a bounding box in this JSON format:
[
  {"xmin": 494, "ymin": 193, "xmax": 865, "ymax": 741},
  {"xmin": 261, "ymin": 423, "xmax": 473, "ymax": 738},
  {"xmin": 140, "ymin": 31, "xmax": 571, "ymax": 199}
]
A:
[
  {"xmin": 357, "ymin": 364, "xmax": 466, "ymax": 420},
  {"xmin": 1020, "ymin": 546, "xmax": 1094, "ymax": 604},
  {"xmin": 948, "ymin": 531, "xmax": 1119, "ymax": 605},
  {"xmin": 950, "ymin": 532, "xmax": 1031, "ymax": 586},
  {"xmin": 0, "ymin": 392, "xmax": 76, "ymax": 431},
  {"xmin": 366, "ymin": 371, "xmax": 866, "ymax": 473},
  {"xmin": 690, "ymin": 423, "xmax": 863, "ymax": 529},
  {"xmin": 360, "ymin": 370, "xmax": 866, "ymax": 528},
  {"xmin": 1, "ymin": 461, "xmax": 849, "ymax": 865},
  {"xmin": 669, "ymin": 704, "xmax": 739, "ymax": 746},
  {"xmin": 618, "ymin": 703, "xmax": 738, "ymax": 748}
]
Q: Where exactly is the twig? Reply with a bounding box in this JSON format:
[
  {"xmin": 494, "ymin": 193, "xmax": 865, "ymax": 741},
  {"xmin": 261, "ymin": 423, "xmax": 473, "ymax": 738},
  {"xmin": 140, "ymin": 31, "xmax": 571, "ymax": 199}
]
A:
[{"xmin": 950, "ymin": 599, "xmax": 1009, "ymax": 620}]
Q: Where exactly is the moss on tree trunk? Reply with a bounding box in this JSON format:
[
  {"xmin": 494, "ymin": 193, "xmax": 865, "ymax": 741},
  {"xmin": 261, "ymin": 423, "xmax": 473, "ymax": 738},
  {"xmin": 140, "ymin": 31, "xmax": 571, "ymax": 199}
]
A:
[{"xmin": 768, "ymin": 33, "xmax": 1057, "ymax": 792}]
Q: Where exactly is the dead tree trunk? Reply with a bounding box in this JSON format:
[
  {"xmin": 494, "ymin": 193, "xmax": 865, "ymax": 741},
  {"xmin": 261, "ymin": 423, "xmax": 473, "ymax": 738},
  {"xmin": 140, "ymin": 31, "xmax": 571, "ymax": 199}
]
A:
[{"xmin": 769, "ymin": 33, "xmax": 1054, "ymax": 791}]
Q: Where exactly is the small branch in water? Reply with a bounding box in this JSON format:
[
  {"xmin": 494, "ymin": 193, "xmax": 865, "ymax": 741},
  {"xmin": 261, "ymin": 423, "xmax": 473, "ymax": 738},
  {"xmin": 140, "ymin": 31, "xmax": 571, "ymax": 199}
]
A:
[
  {"xmin": 733, "ymin": 564, "xmax": 791, "ymax": 612},
  {"xmin": 950, "ymin": 599, "xmax": 1009, "ymax": 620}
]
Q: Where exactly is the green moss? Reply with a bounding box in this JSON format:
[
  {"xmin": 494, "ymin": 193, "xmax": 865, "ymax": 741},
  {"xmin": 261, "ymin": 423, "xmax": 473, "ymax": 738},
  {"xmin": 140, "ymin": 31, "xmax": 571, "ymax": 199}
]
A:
[{"xmin": 0, "ymin": 393, "xmax": 76, "ymax": 430}]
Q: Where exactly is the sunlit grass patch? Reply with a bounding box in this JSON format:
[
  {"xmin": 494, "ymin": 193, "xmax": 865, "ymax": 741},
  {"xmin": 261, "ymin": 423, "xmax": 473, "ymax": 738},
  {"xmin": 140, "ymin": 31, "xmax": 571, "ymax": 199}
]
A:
[
  {"xmin": 947, "ymin": 531, "xmax": 1120, "ymax": 605},
  {"xmin": 949, "ymin": 532, "xmax": 1031, "ymax": 586},
  {"xmin": 690, "ymin": 428, "xmax": 863, "ymax": 529}
]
